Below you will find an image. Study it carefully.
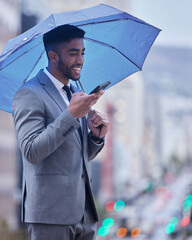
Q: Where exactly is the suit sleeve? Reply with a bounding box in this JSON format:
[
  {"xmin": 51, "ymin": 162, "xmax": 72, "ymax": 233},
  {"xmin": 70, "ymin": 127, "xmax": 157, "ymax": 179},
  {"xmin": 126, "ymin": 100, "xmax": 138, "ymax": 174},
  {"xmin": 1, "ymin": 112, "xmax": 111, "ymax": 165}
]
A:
[
  {"xmin": 12, "ymin": 87, "xmax": 80, "ymax": 164},
  {"xmin": 87, "ymin": 132, "xmax": 104, "ymax": 161}
]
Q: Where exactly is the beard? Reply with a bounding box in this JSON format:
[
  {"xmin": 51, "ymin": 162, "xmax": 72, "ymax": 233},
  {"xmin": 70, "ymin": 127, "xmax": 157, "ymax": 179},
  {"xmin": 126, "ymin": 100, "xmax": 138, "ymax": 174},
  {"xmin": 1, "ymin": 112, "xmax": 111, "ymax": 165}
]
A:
[{"xmin": 58, "ymin": 57, "xmax": 81, "ymax": 81}]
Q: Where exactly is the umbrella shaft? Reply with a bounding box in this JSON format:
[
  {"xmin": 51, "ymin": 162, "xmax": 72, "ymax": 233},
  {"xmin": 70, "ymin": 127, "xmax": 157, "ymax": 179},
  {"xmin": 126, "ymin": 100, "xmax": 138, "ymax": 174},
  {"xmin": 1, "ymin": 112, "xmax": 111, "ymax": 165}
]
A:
[{"xmin": 77, "ymin": 79, "xmax": 85, "ymax": 93}]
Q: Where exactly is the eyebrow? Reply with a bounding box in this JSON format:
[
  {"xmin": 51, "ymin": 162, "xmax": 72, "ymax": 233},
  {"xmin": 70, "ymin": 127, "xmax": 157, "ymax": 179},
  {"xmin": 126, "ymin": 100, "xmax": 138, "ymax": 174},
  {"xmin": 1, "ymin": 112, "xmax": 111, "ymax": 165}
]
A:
[{"xmin": 68, "ymin": 48, "xmax": 85, "ymax": 52}]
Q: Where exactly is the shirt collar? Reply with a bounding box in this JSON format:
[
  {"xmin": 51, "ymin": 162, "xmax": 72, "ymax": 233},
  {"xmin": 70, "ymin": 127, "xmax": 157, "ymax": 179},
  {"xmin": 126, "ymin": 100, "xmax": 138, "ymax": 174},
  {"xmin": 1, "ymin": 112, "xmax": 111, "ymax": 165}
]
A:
[{"xmin": 43, "ymin": 68, "xmax": 70, "ymax": 91}]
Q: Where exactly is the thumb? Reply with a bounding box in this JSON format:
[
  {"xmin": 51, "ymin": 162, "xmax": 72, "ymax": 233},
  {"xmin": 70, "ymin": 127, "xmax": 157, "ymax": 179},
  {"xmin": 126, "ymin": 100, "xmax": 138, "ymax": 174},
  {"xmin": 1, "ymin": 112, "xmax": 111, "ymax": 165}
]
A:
[
  {"xmin": 88, "ymin": 109, "xmax": 95, "ymax": 118},
  {"xmin": 73, "ymin": 92, "xmax": 85, "ymax": 97}
]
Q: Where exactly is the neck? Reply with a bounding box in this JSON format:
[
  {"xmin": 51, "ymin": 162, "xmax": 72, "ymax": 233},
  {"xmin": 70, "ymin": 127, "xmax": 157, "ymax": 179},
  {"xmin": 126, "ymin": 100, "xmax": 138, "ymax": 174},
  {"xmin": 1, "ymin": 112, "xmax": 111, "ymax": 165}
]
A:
[{"xmin": 46, "ymin": 66, "xmax": 69, "ymax": 85}]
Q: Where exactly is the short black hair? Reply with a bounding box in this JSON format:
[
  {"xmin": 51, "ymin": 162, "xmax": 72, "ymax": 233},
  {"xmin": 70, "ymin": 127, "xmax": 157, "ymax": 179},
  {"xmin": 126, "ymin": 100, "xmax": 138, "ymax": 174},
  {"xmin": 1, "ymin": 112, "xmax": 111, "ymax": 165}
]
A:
[{"xmin": 43, "ymin": 24, "xmax": 85, "ymax": 56}]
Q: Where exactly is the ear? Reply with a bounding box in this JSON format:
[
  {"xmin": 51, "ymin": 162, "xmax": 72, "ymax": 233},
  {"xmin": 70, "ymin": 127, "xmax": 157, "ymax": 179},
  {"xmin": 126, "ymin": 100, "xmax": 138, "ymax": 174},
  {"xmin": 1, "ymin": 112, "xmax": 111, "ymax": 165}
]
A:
[{"xmin": 48, "ymin": 51, "xmax": 59, "ymax": 64}]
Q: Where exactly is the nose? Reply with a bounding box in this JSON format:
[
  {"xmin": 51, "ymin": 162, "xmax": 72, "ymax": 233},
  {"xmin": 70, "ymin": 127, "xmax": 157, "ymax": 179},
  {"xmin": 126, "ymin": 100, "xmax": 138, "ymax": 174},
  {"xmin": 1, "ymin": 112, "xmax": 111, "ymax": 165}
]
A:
[{"xmin": 77, "ymin": 54, "xmax": 84, "ymax": 65}]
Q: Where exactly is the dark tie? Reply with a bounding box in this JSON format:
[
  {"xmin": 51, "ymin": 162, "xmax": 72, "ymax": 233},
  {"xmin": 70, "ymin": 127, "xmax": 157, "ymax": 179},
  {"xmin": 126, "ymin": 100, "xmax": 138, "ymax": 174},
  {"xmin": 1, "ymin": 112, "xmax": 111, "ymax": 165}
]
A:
[
  {"xmin": 63, "ymin": 85, "xmax": 72, "ymax": 102},
  {"xmin": 63, "ymin": 85, "xmax": 83, "ymax": 143}
]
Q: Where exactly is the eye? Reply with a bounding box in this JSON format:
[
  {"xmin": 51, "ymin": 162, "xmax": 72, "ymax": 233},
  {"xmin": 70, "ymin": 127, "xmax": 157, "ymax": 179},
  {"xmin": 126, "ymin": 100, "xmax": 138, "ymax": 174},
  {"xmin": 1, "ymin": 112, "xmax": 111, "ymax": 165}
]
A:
[{"xmin": 70, "ymin": 53, "xmax": 78, "ymax": 56}]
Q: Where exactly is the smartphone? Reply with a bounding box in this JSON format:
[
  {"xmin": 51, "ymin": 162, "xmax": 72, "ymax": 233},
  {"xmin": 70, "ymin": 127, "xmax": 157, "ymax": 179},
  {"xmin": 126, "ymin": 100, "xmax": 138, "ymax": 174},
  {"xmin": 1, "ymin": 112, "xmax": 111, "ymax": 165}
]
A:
[{"xmin": 89, "ymin": 81, "xmax": 111, "ymax": 95}]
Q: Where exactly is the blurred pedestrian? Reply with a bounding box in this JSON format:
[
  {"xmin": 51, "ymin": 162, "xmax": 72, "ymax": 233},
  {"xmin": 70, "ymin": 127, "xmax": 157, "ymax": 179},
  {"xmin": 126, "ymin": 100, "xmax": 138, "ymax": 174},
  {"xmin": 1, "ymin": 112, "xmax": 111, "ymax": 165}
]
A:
[{"xmin": 12, "ymin": 24, "xmax": 109, "ymax": 240}]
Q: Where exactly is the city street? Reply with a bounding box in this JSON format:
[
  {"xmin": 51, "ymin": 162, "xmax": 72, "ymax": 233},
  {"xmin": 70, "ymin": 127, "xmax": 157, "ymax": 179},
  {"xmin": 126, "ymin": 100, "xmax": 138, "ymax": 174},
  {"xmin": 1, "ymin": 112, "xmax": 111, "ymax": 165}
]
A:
[{"xmin": 98, "ymin": 164, "xmax": 192, "ymax": 240}]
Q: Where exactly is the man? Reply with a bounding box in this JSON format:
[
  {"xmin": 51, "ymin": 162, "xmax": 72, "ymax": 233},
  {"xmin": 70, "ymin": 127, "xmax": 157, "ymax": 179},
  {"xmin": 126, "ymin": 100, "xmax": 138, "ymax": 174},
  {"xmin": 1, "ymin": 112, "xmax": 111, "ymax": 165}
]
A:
[{"xmin": 12, "ymin": 24, "xmax": 109, "ymax": 240}]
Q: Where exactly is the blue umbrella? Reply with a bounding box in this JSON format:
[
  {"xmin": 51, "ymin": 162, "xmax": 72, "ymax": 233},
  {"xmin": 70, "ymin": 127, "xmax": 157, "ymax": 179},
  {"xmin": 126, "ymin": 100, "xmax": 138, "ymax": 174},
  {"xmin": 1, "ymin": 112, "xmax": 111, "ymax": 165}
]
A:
[{"xmin": 0, "ymin": 4, "xmax": 160, "ymax": 113}]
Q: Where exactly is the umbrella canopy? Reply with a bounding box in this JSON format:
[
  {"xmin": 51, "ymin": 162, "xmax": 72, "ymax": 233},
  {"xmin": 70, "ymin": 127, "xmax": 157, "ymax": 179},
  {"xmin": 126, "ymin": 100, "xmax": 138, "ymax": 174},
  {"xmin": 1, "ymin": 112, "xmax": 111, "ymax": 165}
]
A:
[{"xmin": 0, "ymin": 4, "xmax": 161, "ymax": 113}]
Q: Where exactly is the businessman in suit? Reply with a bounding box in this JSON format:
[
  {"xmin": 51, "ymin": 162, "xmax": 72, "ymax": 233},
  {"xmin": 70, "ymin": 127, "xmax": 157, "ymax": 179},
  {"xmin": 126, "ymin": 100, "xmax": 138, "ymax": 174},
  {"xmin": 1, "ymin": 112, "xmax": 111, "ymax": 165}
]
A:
[{"xmin": 12, "ymin": 25, "xmax": 109, "ymax": 240}]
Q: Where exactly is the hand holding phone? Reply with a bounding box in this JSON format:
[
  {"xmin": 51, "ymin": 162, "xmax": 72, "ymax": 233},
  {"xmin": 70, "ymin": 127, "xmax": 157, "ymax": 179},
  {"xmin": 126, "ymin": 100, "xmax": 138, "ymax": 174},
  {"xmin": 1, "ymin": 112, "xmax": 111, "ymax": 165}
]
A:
[{"xmin": 89, "ymin": 81, "xmax": 111, "ymax": 95}]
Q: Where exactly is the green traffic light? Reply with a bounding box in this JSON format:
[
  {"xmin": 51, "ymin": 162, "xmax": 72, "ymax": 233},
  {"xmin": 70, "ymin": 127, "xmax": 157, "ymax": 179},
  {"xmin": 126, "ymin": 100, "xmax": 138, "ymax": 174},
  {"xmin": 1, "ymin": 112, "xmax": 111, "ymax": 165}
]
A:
[
  {"xmin": 103, "ymin": 218, "xmax": 114, "ymax": 228},
  {"xmin": 183, "ymin": 202, "xmax": 191, "ymax": 211},
  {"xmin": 185, "ymin": 195, "xmax": 192, "ymax": 206},
  {"xmin": 169, "ymin": 217, "xmax": 178, "ymax": 225},
  {"xmin": 98, "ymin": 226, "xmax": 110, "ymax": 236},
  {"xmin": 114, "ymin": 200, "xmax": 125, "ymax": 211},
  {"xmin": 165, "ymin": 223, "xmax": 175, "ymax": 234}
]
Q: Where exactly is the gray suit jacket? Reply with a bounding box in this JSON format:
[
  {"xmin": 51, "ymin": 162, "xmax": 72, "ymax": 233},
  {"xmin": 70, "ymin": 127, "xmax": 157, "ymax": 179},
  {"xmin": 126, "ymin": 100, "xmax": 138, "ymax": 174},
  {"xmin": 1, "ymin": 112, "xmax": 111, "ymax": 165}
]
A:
[{"xmin": 12, "ymin": 70, "xmax": 104, "ymax": 225}]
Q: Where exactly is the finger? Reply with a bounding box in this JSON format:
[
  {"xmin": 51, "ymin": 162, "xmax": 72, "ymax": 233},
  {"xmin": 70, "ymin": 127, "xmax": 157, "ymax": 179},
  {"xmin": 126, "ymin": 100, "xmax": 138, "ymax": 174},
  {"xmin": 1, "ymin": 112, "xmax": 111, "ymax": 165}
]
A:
[
  {"xmin": 95, "ymin": 89, "xmax": 105, "ymax": 96},
  {"xmin": 95, "ymin": 119, "xmax": 108, "ymax": 127},
  {"xmin": 91, "ymin": 112, "xmax": 104, "ymax": 122},
  {"xmin": 90, "ymin": 90, "xmax": 105, "ymax": 100},
  {"xmin": 90, "ymin": 111, "xmax": 98, "ymax": 120},
  {"xmin": 83, "ymin": 95, "xmax": 97, "ymax": 106},
  {"xmin": 73, "ymin": 92, "xmax": 86, "ymax": 96},
  {"xmin": 87, "ymin": 94, "xmax": 97, "ymax": 99},
  {"xmin": 88, "ymin": 109, "xmax": 94, "ymax": 118},
  {"xmin": 92, "ymin": 115, "xmax": 102, "ymax": 125},
  {"xmin": 91, "ymin": 117, "xmax": 107, "ymax": 125}
]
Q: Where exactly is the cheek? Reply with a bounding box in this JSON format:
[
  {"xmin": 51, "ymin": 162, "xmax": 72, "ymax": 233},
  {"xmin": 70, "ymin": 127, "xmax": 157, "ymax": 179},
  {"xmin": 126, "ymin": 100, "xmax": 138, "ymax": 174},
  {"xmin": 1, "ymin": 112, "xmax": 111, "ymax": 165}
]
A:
[
  {"xmin": 58, "ymin": 59, "xmax": 68, "ymax": 69},
  {"xmin": 62, "ymin": 58, "xmax": 74, "ymax": 68}
]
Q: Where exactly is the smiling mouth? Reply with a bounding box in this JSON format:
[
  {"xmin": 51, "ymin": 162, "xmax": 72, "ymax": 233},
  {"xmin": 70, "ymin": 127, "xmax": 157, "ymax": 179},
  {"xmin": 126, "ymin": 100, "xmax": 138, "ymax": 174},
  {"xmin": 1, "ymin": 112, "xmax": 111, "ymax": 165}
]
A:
[{"xmin": 73, "ymin": 67, "xmax": 82, "ymax": 74}]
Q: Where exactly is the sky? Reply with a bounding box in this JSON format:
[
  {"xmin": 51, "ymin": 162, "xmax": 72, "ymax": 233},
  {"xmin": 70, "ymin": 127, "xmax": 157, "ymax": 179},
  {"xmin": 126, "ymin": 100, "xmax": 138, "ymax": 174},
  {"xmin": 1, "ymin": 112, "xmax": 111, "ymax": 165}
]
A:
[
  {"xmin": 131, "ymin": 0, "xmax": 192, "ymax": 48},
  {"xmin": 22, "ymin": 0, "xmax": 192, "ymax": 49}
]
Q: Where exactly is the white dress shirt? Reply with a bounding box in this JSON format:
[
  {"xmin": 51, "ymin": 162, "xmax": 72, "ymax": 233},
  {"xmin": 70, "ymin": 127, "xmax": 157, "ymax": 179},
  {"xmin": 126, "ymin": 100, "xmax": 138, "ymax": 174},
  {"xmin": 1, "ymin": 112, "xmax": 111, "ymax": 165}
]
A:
[{"xmin": 44, "ymin": 68, "xmax": 70, "ymax": 106}]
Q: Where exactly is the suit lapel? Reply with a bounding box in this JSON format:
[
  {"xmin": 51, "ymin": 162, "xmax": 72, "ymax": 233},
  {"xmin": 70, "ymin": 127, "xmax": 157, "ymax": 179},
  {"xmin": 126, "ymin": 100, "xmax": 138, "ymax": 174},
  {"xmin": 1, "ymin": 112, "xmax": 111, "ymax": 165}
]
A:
[
  {"xmin": 37, "ymin": 70, "xmax": 67, "ymax": 111},
  {"xmin": 37, "ymin": 70, "xmax": 82, "ymax": 146}
]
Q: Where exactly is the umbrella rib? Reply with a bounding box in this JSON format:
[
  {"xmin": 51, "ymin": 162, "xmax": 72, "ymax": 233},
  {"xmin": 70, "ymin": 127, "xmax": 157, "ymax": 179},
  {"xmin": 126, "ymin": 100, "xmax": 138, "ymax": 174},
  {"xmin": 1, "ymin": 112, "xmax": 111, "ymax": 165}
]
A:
[
  {"xmin": 23, "ymin": 49, "xmax": 45, "ymax": 83},
  {"xmin": 78, "ymin": 18, "xmax": 127, "ymax": 27},
  {"xmin": 77, "ymin": 17, "xmax": 149, "ymax": 28},
  {"xmin": 77, "ymin": 79, "xmax": 85, "ymax": 92},
  {"xmin": 84, "ymin": 37, "xmax": 141, "ymax": 70},
  {"xmin": 0, "ymin": 41, "xmax": 42, "ymax": 71}
]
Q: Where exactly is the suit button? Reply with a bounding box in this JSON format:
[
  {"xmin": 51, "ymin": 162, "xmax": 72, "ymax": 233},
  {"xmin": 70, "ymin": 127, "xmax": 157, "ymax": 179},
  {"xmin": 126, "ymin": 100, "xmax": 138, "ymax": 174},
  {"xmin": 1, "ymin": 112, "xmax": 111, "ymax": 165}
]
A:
[{"xmin": 82, "ymin": 174, "xmax": 84, "ymax": 178}]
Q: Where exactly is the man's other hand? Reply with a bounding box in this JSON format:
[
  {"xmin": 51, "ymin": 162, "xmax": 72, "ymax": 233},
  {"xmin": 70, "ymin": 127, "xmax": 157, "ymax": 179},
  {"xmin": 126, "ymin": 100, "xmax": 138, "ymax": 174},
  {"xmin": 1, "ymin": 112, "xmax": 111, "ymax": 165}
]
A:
[{"xmin": 88, "ymin": 110, "xmax": 109, "ymax": 138}]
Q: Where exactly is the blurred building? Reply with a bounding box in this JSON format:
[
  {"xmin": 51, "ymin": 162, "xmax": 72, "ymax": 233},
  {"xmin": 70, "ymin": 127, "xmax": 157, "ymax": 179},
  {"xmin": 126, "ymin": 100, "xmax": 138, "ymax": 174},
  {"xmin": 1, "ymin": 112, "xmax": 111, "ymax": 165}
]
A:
[
  {"xmin": 0, "ymin": 111, "xmax": 18, "ymax": 230},
  {"xmin": 91, "ymin": 72, "xmax": 145, "ymax": 203},
  {"xmin": 0, "ymin": 0, "xmax": 21, "ymax": 52},
  {"xmin": 104, "ymin": 74, "xmax": 145, "ymax": 199},
  {"xmin": 142, "ymin": 46, "xmax": 192, "ymax": 176},
  {"xmin": 44, "ymin": 0, "xmax": 131, "ymax": 12},
  {"xmin": 0, "ymin": 0, "xmax": 21, "ymax": 230}
]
